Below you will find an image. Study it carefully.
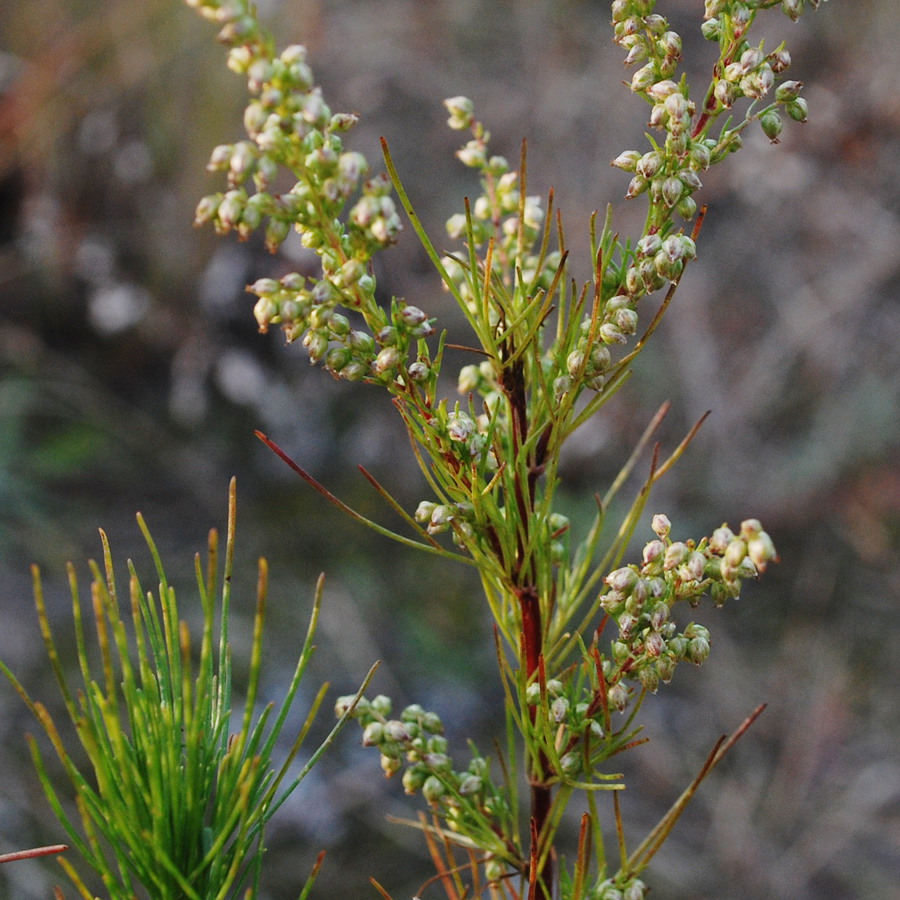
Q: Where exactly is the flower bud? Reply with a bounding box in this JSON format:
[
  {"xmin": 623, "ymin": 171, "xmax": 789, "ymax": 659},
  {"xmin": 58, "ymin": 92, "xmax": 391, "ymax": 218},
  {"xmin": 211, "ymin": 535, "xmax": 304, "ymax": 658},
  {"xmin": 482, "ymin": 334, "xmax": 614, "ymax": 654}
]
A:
[
  {"xmin": 444, "ymin": 95, "xmax": 475, "ymax": 130},
  {"xmin": 362, "ymin": 721, "xmax": 384, "ymax": 746},
  {"xmin": 611, "ymin": 150, "xmax": 642, "ymax": 172},
  {"xmin": 374, "ymin": 346, "xmax": 401, "ymax": 375},
  {"xmin": 642, "ymin": 539, "xmax": 666, "ymax": 566},
  {"xmin": 625, "ymin": 174, "xmax": 648, "ymax": 199},
  {"xmin": 399, "ymin": 305, "xmax": 428, "ymax": 326},
  {"xmin": 636, "ymin": 151, "xmax": 664, "ymax": 179},
  {"xmin": 402, "ymin": 765, "xmax": 427, "ymax": 794},
  {"xmin": 776, "ymin": 80, "xmax": 804, "ymax": 102},
  {"xmin": 334, "ymin": 694, "xmax": 364, "ymax": 718},
  {"xmin": 253, "ymin": 296, "xmax": 278, "ymax": 332},
  {"xmin": 630, "ymin": 63, "xmax": 657, "ymax": 93},
  {"xmin": 645, "ymin": 630, "xmax": 666, "ymax": 658},
  {"xmin": 664, "ymin": 542, "xmax": 689, "ymax": 570},
  {"xmin": 415, "ymin": 500, "xmax": 437, "ymax": 523},
  {"xmin": 701, "ymin": 16, "xmax": 721, "ymax": 40},
  {"xmin": 599, "ymin": 322, "xmax": 627, "ymax": 344},
  {"xmin": 325, "ymin": 346, "xmax": 352, "ymax": 371},
  {"xmin": 687, "ymin": 635, "xmax": 711, "ymax": 665},
  {"xmin": 652, "ymin": 513, "xmax": 671, "ymax": 537},
  {"xmin": 760, "ymin": 110, "xmax": 783, "ymax": 143},
  {"xmin": 607, "ymin": 682, "xmax": 629, "ymax": 712},
  {"xmin": 380, "ymin": 752, "xmax": 402, "ymax": 777},
  {"xmin": 785, "ymin": 98, "xmax": 808, "ymax": 123},
  {"xmin": 551, "ymin": 696, "xmax": 569, "ymax": 723},
  {"xmin": 638, "ymin": 666, "xmax": 660, "ymax": 693},
  {"xmin": 709, "ymin": 526, "xmax": 735, "ymax": 553},
  {"xmin": 661, "ymin": 175, "xmax": 683, "ymax": 208},
  {"xmin": 686, "ymin": 551, "xmax": 707, "ymax": 581},
  {"xmin": 422, "ymin": 775, "xmax": 445, "ymax": 803},
  {"xmin": 456, "ymin": 139, "xmax": 487, "ymax": 168},
  {"xmin": 724, "ymin": 539, "xmax": 748, "ymax": 568},
  {"xmin": 606, "ymin": 567, "xmax": 638, "ymax": 594},
  {"xmin": 447, "ymin": 412, "xmax": 476, "ymax": 442},
  {"xmin": 781, "ymin": 0, "xmax": 803, "ymax": 21}
]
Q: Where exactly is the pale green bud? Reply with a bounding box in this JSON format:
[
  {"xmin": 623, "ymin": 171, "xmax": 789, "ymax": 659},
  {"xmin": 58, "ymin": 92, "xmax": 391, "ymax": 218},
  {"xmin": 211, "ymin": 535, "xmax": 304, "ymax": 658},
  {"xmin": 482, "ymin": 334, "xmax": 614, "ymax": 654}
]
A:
[
  {"xmin": 551, "ymin": 697, "xmax": 569, "ymax": 723},
  {"xmin": 407, "ymin": 361, "xmax": 430, "ymax": 382},
  {"xmin": 636, "ymin": 151, "xmax": 664, "ymax": 179},
  {"xmin": 402, "ymin": 766, "xmax": 427, "ymax": 794},
  {"xmin": 362, "ymin": 721, "xmax": 384, "ymax": 746},
  {"xmin": 458, "ymin": 773, "xmax": 482, "ymax": 795},
  {"xmin": 444, "ymin": 95, "xmax": 475, "ymax": 130},
  {"xmin": 786, "ymin": 98, "xmax": 808, "ymax": 122},
  {"xmin": 661, "ymin": 175, "xmax": 683, "ymax": 207},
  {"xmin": 447, "ymin": 412, "xmax": 476, "ymax": 442},
  {"xmin": 630, "ymin": 63, "xmax": 657, "ymax": 93},
  {"xmin": 194, "ymin": 193, "xmax": 222, "ymax": 226},
  {"xmin": 687, "ymin": 635, "xmax": 711, "ymax": 665},
  {"xmin": 724, "ymin": 539, "xmax": 748, "ymax": 568},
  {"xmin": 422, "ymin": 775, "xmax": 445, "ymax": 803},
  {"xmin": 371, "ymin": 694, "xmax": 392, "ymax": 716},
  {"xmin": 647, "ymin": 79, "xmax": 679, "ymax": 102},
  {"xmin": 457, "ymin": 139, "xmax": 487, "ymax": 168},
  {"xmin": 374, "ymin": 346, "xmax": 401, "ymax": 374},
  {"xmin": 607, "ymin": 682, "xmax": 629, "ymax": 711},
  {"xmin": 599, "ymin": 322, "xmax": 627, "ymax": 344},
  {"xmin": 761, "ymin": 109, "xmax": 783, "ymax": 143},
  {"xmin": 701, "ymin": 17, "xmax": 721, "ymax": 40},
  {"xmin": 624, "ymin": 880, "xmax": 648, "ymax": 900},
  {"xmin": 611, "ymin": 150, "xmax": 642, "ymax": 172},
  {"xmin": 776, "ymin": 80, "xmax": 804, "ymax": 102},
  {"xmin": 253, "ymin": 296, "xmax": 278, "ymax": 332}
]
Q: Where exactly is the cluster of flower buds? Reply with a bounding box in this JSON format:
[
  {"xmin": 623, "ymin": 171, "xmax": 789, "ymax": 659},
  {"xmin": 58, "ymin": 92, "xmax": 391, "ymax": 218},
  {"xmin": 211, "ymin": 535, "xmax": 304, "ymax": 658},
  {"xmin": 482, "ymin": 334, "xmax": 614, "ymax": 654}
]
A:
[
  {"xmin": 611, "ymin": 1, "xmax": 814, "ymax": 219},
  {"xmin": 334, "ymin": 694, "xmax": 510, "ymax": 853},
  {"xmin": 600, "ymin": 514, "xmax": 777, "ymax": 697},
  {"xmin": 441, "ymin": 97, "xmax": 558, "ymax": 304},
  {"xmin": 190, "ymin": 0, "xmax": 415, "ymax": 386}
]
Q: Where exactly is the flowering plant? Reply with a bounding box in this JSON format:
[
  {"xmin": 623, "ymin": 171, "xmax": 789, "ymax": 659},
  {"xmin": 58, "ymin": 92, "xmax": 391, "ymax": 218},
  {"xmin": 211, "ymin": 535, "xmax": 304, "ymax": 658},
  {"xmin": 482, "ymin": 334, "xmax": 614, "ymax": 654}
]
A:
[
  {"xmin": 184, "ymin": 1, "xmax": 829, "ymax": 897},
  {"xmin": 4, "ymin": 1, "xmax": 831, "ymax": 898}
]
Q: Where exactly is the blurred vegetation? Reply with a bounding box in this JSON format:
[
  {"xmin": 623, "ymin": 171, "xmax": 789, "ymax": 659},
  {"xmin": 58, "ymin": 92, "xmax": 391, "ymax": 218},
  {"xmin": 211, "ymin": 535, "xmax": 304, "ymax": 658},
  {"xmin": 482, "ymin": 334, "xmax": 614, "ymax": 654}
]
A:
[{"xmin": 0, "ymin": 1, "xmax": 898, "ymax": 898}]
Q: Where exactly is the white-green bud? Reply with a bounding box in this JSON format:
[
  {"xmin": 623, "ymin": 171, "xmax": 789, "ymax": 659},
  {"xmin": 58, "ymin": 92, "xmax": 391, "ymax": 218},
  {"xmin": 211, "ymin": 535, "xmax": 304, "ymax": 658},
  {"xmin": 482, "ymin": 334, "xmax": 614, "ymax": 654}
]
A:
[
  {"xmin": 551, "ymin": 696, "xmax": 569, "ymax": 724},
  {"xmin": 456, "ymin": 139, "xmax": 487, "ymax": 168},
  {"xmin": 444, "ymin": 95, "xmax": 475, "ymax": 130},
  {"xmin": 664, "ymin": 542, "xmax": 689, "ymax": 570},
  {"xmin": 447, "ymin": 413, "xmax": 476, "ymax": 442},
  {"xmin": 607, "ymin": 682, "xmax": 629, "ymax": 712},
  {"xmin": 611, "ymin": 150, "xmax": 642, "ymax": 172},
  {"xmin": 362, "ymin": 721, "xmax": 384, "ymax": 746},
  {"xmin": 652, "ymin": 513, "xmax": 671, "ymax": 537}
]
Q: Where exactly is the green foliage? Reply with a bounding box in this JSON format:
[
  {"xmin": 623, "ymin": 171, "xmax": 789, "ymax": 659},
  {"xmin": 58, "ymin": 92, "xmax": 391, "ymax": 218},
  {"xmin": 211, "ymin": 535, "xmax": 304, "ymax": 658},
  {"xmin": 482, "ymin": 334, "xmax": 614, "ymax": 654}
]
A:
[
  {"xmin": 182, "ymin": 1, "xmax": 832, "ymax": 898},
  {"xmin": 0, "ymin": 479, "xmax": 370, "ymax": 899}
]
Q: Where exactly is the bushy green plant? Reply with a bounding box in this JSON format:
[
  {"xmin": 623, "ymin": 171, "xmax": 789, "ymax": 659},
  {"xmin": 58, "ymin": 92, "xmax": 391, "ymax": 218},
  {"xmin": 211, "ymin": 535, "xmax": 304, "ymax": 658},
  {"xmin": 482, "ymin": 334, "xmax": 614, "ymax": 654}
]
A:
[
  {"xmin": 0, "ymin": 479, "xmax": 371, "ymax": 899},
  {"xmin": 2, "ymin": 0, "xmax": 833, "ymax": 897},
  {"xmin": 181, "ymin": 0, "xmax": 834, "ymax": 897},
  {"xmin": 184, "ymin": 1, "xmax": 826, "ymax": 897}
]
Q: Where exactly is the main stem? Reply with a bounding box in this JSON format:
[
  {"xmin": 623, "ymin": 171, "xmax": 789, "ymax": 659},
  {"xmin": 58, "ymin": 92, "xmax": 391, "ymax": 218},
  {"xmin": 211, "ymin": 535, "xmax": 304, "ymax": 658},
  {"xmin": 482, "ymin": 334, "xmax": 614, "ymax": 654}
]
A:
[
  {"xmin": 519, "ymin": 584, "xmax": 553, "ymax": 900},
  {"xmin": 504, "ymin": 355, "xmax": 553, "ymax": 900}
]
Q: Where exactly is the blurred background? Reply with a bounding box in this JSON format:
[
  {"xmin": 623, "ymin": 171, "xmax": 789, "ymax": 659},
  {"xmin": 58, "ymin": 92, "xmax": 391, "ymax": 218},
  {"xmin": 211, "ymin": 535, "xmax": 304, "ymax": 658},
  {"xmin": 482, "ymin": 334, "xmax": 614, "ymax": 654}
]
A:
[{"xmin": 1, "ymin": 1, "xmax": 898, "ymax": 898}]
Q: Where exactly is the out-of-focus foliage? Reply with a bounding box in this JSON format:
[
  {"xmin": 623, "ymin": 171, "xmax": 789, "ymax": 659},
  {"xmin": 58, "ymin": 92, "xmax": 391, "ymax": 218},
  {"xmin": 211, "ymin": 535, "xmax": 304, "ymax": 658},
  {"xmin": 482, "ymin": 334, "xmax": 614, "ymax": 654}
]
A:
[{"xmin": 0, "ymin": 2, "xmax": 898, "ymax": 899}]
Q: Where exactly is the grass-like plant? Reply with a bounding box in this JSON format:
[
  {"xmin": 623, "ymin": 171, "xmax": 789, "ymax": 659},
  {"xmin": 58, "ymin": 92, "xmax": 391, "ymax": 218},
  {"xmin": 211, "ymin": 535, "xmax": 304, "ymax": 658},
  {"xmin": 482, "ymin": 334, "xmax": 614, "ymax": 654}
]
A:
[{"xmin": 0, "ymin": 479, "xmax": 372, "ymax": 899}]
